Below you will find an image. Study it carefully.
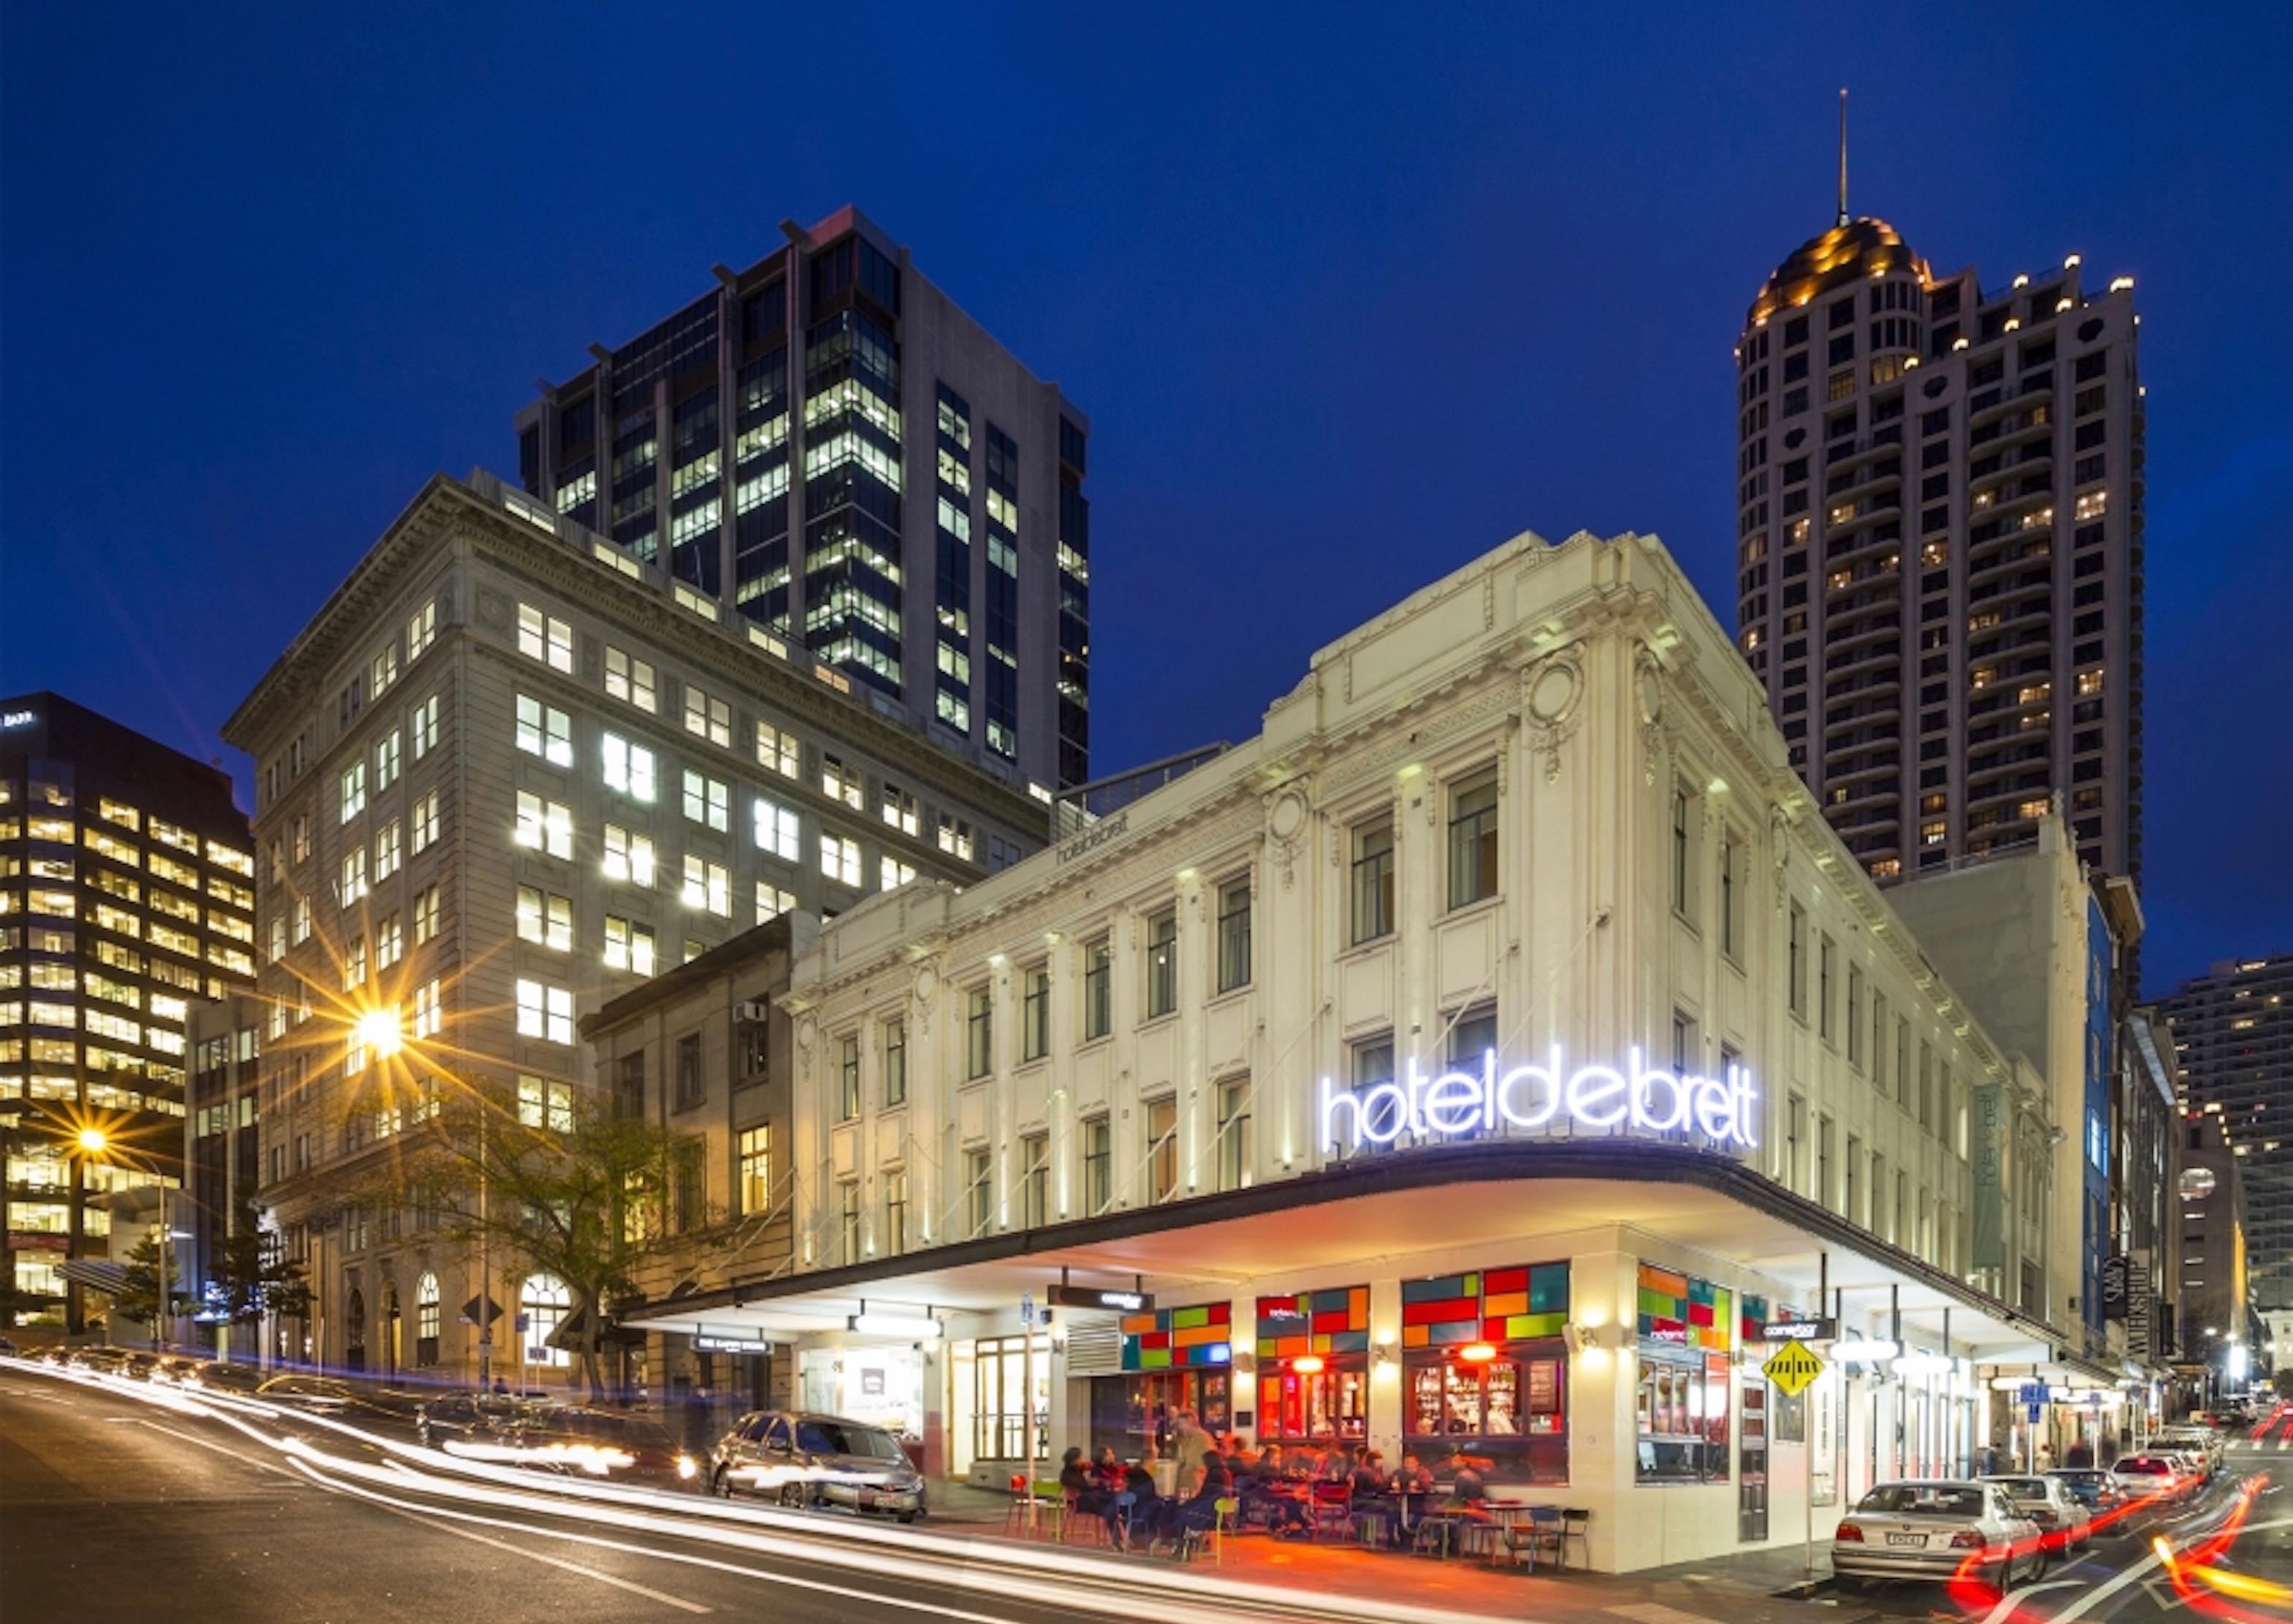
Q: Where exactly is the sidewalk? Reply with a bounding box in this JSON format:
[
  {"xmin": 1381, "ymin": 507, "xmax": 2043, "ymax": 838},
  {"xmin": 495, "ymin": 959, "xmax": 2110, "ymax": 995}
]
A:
[{"xmin": 923, "ymin": 1484, "xmax": 1841, "ymax": 1624}]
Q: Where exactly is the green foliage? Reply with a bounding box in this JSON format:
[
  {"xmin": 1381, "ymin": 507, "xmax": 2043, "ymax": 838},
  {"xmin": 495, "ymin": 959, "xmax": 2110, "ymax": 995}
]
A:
[
  {"xmin": 358, "ymin": 1082, "xmax": 711, "ymax": 1396},
  {"xmin": 207, "ymin": 1192, "xmax": 314, "ymax": 1324},
  {"xmin": 97, "ymin": 1230, "xmax": 178, "ymax": 1330}
]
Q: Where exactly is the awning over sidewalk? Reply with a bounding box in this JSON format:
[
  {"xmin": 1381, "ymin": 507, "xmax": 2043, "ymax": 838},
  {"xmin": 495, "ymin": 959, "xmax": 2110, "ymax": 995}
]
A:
[
  {"xmin": 58, "ymin": 1259, "xmax": 127, "ymax": 1295},
  {"xmin": 622, "ymin": 1140, "xmax": 2082, "ymax": 1368}
]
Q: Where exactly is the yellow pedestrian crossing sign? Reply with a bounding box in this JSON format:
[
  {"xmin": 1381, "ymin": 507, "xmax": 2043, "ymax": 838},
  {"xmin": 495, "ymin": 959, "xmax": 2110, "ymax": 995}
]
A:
[{"xmin": 1762, "ymin": 1340, "xmax": 1826, "ymax": 1395}]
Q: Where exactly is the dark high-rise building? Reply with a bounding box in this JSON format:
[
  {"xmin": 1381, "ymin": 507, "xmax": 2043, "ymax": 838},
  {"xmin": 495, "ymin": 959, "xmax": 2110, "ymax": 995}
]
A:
[
  {"xmin": 0, "ymin": 694, "xmax": 256, "ymax": 1328},
  {"xmin": 1732, "ymin": 218, "xmax": 2144, "ymax": 891},
  {"xmin": 2161, "ymin": 954, "xmax": 2293, "ymax": 1311},
  {"xmin": 516, "ymin": 205, "xmax": 1092, "ymax": 796}
]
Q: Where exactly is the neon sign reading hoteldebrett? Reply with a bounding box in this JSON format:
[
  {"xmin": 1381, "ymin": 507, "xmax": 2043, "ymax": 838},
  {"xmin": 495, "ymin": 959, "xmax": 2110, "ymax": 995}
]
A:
[{"xmin": 1318, "ymin": 1045, "xmax": 1759, "ymax": 1154}]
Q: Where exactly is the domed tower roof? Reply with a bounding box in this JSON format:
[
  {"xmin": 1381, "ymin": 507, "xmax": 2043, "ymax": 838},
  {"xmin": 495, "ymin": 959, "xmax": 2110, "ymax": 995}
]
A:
[{"xmin": 1746, "ymin": 217, "xmax": 1930, "ymax": 329}]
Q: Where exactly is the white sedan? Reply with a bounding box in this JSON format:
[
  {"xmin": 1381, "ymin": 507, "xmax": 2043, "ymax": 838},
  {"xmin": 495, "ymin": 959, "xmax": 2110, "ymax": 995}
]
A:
[
  {"xmin": 1834, "ymin": 1479, "xmax": 2045, "ymax": 1592},
  {"xmin": 1982, "ymin": 1473, "xmax": 2093, "ymax": 1552}
]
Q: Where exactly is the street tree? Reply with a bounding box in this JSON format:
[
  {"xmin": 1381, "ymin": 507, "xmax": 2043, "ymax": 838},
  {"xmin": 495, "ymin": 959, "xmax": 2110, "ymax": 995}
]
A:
[
  {"xmin": 356, "ymin": 1078, "xmax": 709, "ymax": 1399},
  {"xmin": 95, "ymin": 1230, "xmax": 182, "ymax": 1340},
  {"xmin": 204, "ymin": 1191, "xmax": 314, "ymax": 1330}
]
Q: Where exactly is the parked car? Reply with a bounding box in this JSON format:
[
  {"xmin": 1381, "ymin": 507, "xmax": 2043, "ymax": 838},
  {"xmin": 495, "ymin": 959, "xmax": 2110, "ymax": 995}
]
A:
[
  {"xmin": 709, "ymin": 1410, "xmax": 928, "ymax": 1522},
  {"xmin": 2156, "ymin": 1430, "xmax": 2222, "ymax": 1474},
  {"xmin": 253, "ymin": 1373, "xmax": 424, "ymax": 1428},
  {"xmin": 176, "ymin": 1360, "xmax": 267, "ymax": 1395},
  {"xmin": 1983, "ymin": 1474, "xmax": 2093, "ymax": 1552},
  {"xmin": 2110, "ymin": 1455, "xmax": 2194, "ymax": 1503},
  {"xmin": 1833, "ymin": 1479, "xmax": 2045, "ymax": 1592},
  {"xmin": 69, "ymin": 1347, "xmax": 133, "ymax": 1376},
  {"xmin": 2045, "ymin": 1467, "xmax": 2128, "ymax": 1520}
]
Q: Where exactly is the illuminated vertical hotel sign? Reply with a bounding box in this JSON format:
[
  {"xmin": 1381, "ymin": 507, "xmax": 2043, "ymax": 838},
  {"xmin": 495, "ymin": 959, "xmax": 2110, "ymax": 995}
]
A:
[{"xmin": 1319, "ymin": 1045, "xmax": 1758, "ymax": 1154}]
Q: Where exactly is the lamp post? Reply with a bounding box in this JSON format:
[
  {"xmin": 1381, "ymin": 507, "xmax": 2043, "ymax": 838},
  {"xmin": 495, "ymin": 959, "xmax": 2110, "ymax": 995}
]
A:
[{"xmin": 68, "ymin": 1126, "xmax": 109, "ymax": 1338}]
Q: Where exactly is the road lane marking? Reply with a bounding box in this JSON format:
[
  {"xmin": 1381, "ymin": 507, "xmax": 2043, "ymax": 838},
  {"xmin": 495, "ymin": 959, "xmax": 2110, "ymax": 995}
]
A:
[
  {"xmin": 365, "ymin": 1500, "xmax": 713, "ymax": 1615},
  {"xmin": 140, "ymin": 1419, "xmax": 305, "ymax": 1482},
  {"xmin": 283, "ymin": 1459, "xmax": 1036, "ymax": 1624}
]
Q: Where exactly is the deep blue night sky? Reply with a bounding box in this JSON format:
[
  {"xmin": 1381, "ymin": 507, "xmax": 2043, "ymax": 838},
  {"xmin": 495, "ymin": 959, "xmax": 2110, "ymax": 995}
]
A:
[{"xmin": 4, "ymin": 4, "xmax": 2287, "ymax": 996}]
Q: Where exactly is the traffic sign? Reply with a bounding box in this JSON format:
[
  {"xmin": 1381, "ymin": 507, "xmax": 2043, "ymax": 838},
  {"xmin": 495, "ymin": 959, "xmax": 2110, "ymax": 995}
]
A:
[
  {"xmin": 1763, "ymin": 1340, "xmax": 1826, "ymax": 1395},
  {"xmin": 2018, "ymin": 1381, "xmax": 2048, "ymax": 1408}
]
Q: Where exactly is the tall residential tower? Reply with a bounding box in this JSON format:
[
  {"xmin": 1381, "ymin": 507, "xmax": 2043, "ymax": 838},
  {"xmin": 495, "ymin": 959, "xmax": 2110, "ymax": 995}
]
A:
[
  {"xmin": 1732, "ymin": 218, "xmax": 2145, "ymax": 890},
  {"xmin": 516, "ymin": 205, "xmax": 1093, "ymax": 796}
]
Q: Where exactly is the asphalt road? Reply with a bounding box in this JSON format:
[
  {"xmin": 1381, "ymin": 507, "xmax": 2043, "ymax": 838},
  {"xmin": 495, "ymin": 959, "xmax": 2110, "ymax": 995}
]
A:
[{"xmin": 0, "ymin": 1371, "xmax": 1160, "ymax": 1624}]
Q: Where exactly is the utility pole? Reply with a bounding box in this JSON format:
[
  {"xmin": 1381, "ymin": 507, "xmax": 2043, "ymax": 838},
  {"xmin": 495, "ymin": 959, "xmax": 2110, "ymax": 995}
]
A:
[{"xmin": 477, "ymin": 1108, "xmax": 492, "ymax": 1392}]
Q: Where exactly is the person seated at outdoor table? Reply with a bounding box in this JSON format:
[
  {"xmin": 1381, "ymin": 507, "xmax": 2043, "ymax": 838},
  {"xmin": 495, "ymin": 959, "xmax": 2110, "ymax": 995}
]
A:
[
  {"xmin": 1061, "ymin": 1446, "xmax": 1115, "ymax": 1517},
  {"xmin": 1320, "ymin": 1445, "xmax": 1357, "ymax": 1482},
  {"xmin": 1239, "ymin": 1444, "xmax": 1312, "ymax": 1536},
  {"xmin": 1390, "ymin": 1453, "xmax": 1435, "ymax": 1495},
  {"xmin": 1148, "ymin": 1447, "xmax": 1232, "ymax": 1550},
  {"xmin": 1446, "ymin": 1448, "xmax": 1491, "ymax": 1504},
  {"xmin": 1350, "ymin": 1449, "xmax": 1389, "ymax": 1499},
  {"xmin": 1105, "ymin": 1457, "xmax": 1161, "ymax": 1551},
  {"xmin": 1091, "ymin": 1445, "xmax": 1125, "ymax": 1493}
]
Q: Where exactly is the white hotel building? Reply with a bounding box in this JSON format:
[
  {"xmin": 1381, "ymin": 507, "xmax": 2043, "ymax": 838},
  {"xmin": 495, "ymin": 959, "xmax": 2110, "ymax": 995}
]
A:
[{"xmin": 623, "ymin": 527, "xmax": 2115, "ymax": 1571}]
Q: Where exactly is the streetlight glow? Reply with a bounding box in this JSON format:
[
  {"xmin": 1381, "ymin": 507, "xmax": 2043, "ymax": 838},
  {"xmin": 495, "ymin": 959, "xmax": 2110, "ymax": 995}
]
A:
[
  {"xmin": 75, "ymin": 1127, "xmax": 109, "ymax": 1154},
  {"xmin": 356, "ymin": 1007, "xmax": 405, "ymax": 1057}
]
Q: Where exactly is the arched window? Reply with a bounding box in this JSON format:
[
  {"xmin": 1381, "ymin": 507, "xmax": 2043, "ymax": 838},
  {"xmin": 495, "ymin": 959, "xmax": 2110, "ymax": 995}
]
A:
[
  {"xmin": 522, "ymin": 1273, "xmax": 571, "ymax": 1369},
  {"xmin": 415, "ymin": 1273, "xmax": 441, "ymax": 1367},
  {"xmin": 345, "ymin": 1287, "xmax": 367, "ymax": 1372}
]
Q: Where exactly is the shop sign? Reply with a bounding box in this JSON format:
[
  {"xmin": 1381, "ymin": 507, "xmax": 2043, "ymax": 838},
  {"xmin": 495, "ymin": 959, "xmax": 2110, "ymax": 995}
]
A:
[
  {"xmin": 694, "ymin": 1334, "xmax": 774, "ymax": 1355},
  {"xmin": 1320, "ymin": 1045, "xmax": 1758, "ymax": 1154},
  {"xmin": 1758, "ymin": 1317, "xmax": 1836, "ymax": 1343},
  {"xmin": 1048, "ymin": 1284, "xmax": 1153, "ymax": 1313}
]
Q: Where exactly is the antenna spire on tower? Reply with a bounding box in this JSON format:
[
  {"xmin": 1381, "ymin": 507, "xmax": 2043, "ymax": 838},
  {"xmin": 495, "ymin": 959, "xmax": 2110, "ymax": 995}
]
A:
[{"xmin": 1836, "ymin": 87, "xmax": 1850, "ymax": 227}]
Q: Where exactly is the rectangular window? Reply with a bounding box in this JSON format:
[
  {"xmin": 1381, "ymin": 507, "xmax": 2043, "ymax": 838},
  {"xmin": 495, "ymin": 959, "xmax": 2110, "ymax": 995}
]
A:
[
  {"xmin": 1670, "ymin": 785, "xmax": 1697, "ymax": 918},
  {"xmin": 752, "ymin": 796, "xmax": 801, "ymax": 861},
  {"xmin": 1080, "ymin": 936, "xmax": 1113, "ymax": 1040},
  {"xmin": 517, "ymin": 1075, "xmax": 574, "ymax": 1133},
  {"xmin": 1020, "ymin": 1132, "xmax": 1049, "ymax": 1227},
  {"xmin": 1847, "ymin": 965, "xmax": 1865, "ymax": 1067},
  {"xmin": 1216, "ymin": 1076, "xmax": 1252, "ymax": 1192},
  {"xmin": 683, "ymin": 686, "xmax": 732, "ymax": 749},
  {"xmin": 339, "ymin": 761, "xmax": 366, "ymax": 824},
  {"xmin": 373, "ymin": 728, "xmax": 402, "ymax": 790},
  {"xmin": 514, "ymin": 791, "xmax": 571, "ymax": 858},
  {"xmin": 410, "ymin": 695, "xmax": 439, "ymax": 759},
  {"xmin": 669, "ymin": 1032, "xmax": 703, "ymax": 1112},
  {"xmin": 1082, "ymin": 1117, "xmax": 1111, "ymax": 1213},
  {"xmin": 819, "ymin": 834, "xmax": 862, "ymax": 888},
  {"xmin": 514, "ymin": 695, "xmax": 573, "ymax": 767},
  {"xmin": 755, "ymin": 721, "xmax": 801, "ymax": 779},
  {"xmin": 516, "ymin": 885, "xmax": 572, "ymax": 952},
  {"xmin": 682, "ymin": 769, "xmax": 729, "ymax": 831},
  {"xmin": 1788, "ymin": 904, "xmax": 1807, "ymax": 1018},
  {"xmin": 407, "ymin": 601, "xmax": 436, "ymax": 660},
  {"xmin": 821, "ymin": 755, "xmax": 863, "ymax": 809},
  {"xmin": 1022, "ymin": 966, "xmax": 1050, "ymax": 1061},
  {"xmin": 879, "ymin": 855, "xmax": 915, "ymax": 891},
  {"xmin": 738, "ymin": 1125, "xmax": 771, "ymax": 1214},
  {"xmin": 515, "ymin": 978, "xmax": 573, "ymax": 1045},
  {"xmin": 681, "ymin": 855, "xmax": 730, "ymax": 917},
  {"xmin": 966, "ymin": 986, "xmax": 993, "ymax": 1078},
  {"xmin": 755, "ymin": 882, "xmax": 795, "ymax": 923},
  {"xmin": 604, "ymin": 647, "xmax": 657, "ymax": 712},
  {"xmin": 602, "ymin": 824, "xmax": 655, "ymax": 886},
  {"xmin": 883, "ymin": 1019, "xmax": 907, "ymax": 1106},
  {"xmin": 517, "ymin": 604, "xmax": 573, "ymax": 671},
  {"xmin": 1145, "ymin": 1096, "xmax": 1179, "ymax": 1202},
  {"xmin": 879, "ymin": 785, "xmax": 920, "ymax": 837},
  {"xmin": 1447, "ymin": 769, "xmax": 1499, "ymax": 908},
  {"xmin": 1142, "ymin": 905, "xmax": 1178, "ymax": 1018},
  {"xmin": 965, "ymin": 1148, "xmax": 993, "ymax": 1237},
  {"xmin": 1216, "ymin": 877, "xmax": 1251, "ymax": 993},
  {"xmin": 413, "ymin": 885, "xmax": 438, "ymax": 944},
  {"xmin": 373, "ymin": 819, "xmax": 400, "ymax": 882},
  {"xmin": 838, "ymin": 1033, "xmax": 861, "ymax": 1120},
  {"xmin": 339, "ymin": 849, "xmax": 369, "ymax": 907},
  {"xmin": 1818, "ymin": 935, "xmax": 1836, "ymax": 1040},
  {"xmin": 882, "ymin": 1170, "xmax": 908, "ymax": 1254},
  {"xmin": 600, "ymin": 734, "xmax": 656, "ymax": 803},
  {"xmin": 603, "ymin": 914, "xmax": 656, "ymax": 975},
  {"xmin": 1344, "ymin": 815, "xmax": 1397, "ymax": 944},
  {"xmin": 1719, "ymin": 828, "xmax": 1740, "ymax": 957}
]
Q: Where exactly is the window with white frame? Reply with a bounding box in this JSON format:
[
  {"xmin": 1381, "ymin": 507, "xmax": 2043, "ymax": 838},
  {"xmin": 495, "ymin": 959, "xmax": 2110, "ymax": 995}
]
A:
[
  {"xmin": 370, "ymin": 644, "xmax": 398, "ymax": 699},
  {"xmin": 339, "ymin": 850, "xmax": 368, "ymax": 907},
  {"xmin": 292, "ymin": 895, "xmax": 312, "ymax": 944},
  {"xmin": 373, "ymin": 819, "xmax": 400, "ymax": 882},
  {"xmin": 407, "ymin": 601, "xmax": 436, "ymax": 660},
  {"xmin": 411, "ymin": 977, "xmax": 443, "ymax": 1040},
  {"xmin": 410, "ymin": 694, "xmax": 439, "ymax": 759},
  {"xmin": 410, "ymin": 789, "xmax": 440, "ymax": 853},
  {"xmin": 515, "ymin": 696, "xmax": 573, "ymax": 767},
  {"xmin": 518, "ymin": 1074, "xmax": 573, "ymax": 1132},
  {"xmin": 684, "ymin": 686, "xmax": 732, "ymax": 749},
  {"xmin": 880, "ymin": 856, "xmax": 916, "ymax": 891},
  {"xmin": 413, "ymin": 885, "xmax": 439, "ymax": 944},
  {"xmin": 604, "ymin": 647, "xmax": 657, "ymax": 712},
  {"xmin": 515, "ymin": 978, "xmax": 573, "ymax": 1044},
  {"xmin": 603, "ymin": 915, "xmax": 657, "ymax": 975},
  {"xmin": 880, "ymin": 784, "xmax": 918, "ymax": 836},
  {"xmin": 375, "ymin": 729, "xmax": 402, "ymax": 790},
  {"xmin": 756, "ymin": 883, "xmax": 795, "ymax": 923},
  {"xmin": 600, "ymin": 734, "xmax": 656, "ymax": 802},
  {"xmin": 514, "ymin": 790, "xmax": 571, "ymax": 859},
  {"xmin": 820, "ymin": 834, "xmax": 862, "ymax": 888},
  {"xmin": 753, "ymin": 796, "xmax": 800, "ymax": 861},
  {"xmin": 517, "ymin": 604, "xmax": 573, "ymax": 672},
  {"xmin": 516, "ymin": 885, "xmax": 572, "ymax": 952},
  {"xmin": 602, "ymin": 824, "xmax": 656, "ymax": 887},
  {"xmin": 821, "ymin": 755, "xmax": 863, "ymax": 809},
  {"xmin": 376, "ymin": 912, "xmax": 402, "ymax": 968},
  {"xmin": 682, "ymin": 855, "xmax": 730, "ymax": 917},
  {"xmin": 936, "ymin": 813, "xmax": 974, "ymax": 860},
  {"xmin": 340, "ymin": 761, "xmax": 366, "ymax": 824},
  {"xmin": 682, "ymin": 769, "xmax": 729, "ymax": 831},
  {"xmin": 755, "ymin": 721, "xmax": 801, "ymax": 779}
]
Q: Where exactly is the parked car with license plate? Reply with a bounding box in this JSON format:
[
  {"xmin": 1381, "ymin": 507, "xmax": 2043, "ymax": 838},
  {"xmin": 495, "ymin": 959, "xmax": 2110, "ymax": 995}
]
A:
[
  {"xmin": 709, "ymin": 1410, "xmax": 927, "ymax": 1521},
  {"xmin": 1833, "ymin": 1479, "xmax": 2045, "ymax": 1591},
  {"xmin": 2044, "ymin": 1467, "xmax": 2127, "ymax": 1520},
  {"xmin": 2110, "ymin": 1454, "xmax": 2193, "ymax": 1503}
]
